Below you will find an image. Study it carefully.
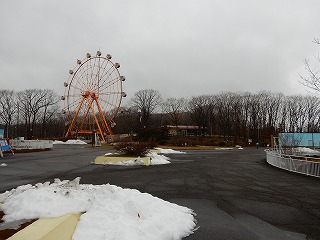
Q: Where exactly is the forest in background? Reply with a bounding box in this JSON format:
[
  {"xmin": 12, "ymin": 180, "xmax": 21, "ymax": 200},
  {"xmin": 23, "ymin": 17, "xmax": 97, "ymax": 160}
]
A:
[{"xmin": 1, "ymin": 88, "xmax": 320, "ymax": 146}]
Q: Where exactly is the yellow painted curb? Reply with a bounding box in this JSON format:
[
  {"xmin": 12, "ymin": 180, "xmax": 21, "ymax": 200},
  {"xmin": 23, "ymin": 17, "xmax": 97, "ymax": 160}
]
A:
[
  {"xmin": 7, "ymin": 213, "xmax": 82, "ymax": 240},
  {"xmin": 149, "ymin": 149, "xmax": 161, "ymax": 154},
  {"xmin": 94, "ymin": 155, "xmax": 151, "ymax": 166}
]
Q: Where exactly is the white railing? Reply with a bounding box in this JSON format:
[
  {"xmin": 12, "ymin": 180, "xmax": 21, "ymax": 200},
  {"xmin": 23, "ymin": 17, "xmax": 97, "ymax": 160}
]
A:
[
  {"xmin": 265, "ymin": 150, "xmax": 320, "ymax": 178},
  {"xmin": 11, "ymin": 140, "xmax": 53, "ymax": 150}
]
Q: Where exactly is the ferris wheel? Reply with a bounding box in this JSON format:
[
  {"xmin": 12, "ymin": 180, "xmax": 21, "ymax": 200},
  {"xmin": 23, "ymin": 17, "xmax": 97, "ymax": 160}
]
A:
[{"xmin": 62, "ymin": 50, "xmax": 126, "ymax": 142}]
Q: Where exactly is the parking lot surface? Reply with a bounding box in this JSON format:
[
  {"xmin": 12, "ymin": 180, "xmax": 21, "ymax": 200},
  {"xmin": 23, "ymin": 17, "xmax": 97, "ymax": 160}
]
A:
[{"xmin": 1, "ymin": 145, "xmax": 319, "ymax": 239}]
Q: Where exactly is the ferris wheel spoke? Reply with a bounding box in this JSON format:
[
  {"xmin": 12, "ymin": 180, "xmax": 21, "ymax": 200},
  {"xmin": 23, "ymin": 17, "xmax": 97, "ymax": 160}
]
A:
[
  {"xmin": 98, "ymin": 61, "xmax": 118, "ymax": 85},
  {"xmin": 74, "ymin": 59, "xmax": 92, "ymax": 92},
  {"xmin": 67, "ymin": 91, "xmax": 82, "ymax": 98},
  {"xmin": 99, "ymin": 70, "xmax": 120, "ymax": 87},
  {"xmin": 99, "ymin": 91, "xmax": 122, "ymax": 96},
  {"xmin": 66, "ymin": 92, "xmax": 83, "ymax": 99},
  {"xmin": 100, "ymin": 79, "xmax": 121, "ymax": 94},
  {"xmin": 67, "ymin": 96, "xmax": 84, "ymax": 105},
  {"xmin": 88, "ymin": 58, "xmax": 99, "ymax": 91},
  {"xmin": 96, "ymin": 65, "xmax": 116, "ymax": 92},
  {"xmin": 98, "ymin": 59, "xmax": 113, "ymax": 84},
  {"xmin": 80, "ymin": 62, "xmax": 95, "ymax": 91},
  {"xmin": 68, "ymin": 84, "xmax": 84, "ymax": 93},
  {"xmin": 99, "ymin": 97, "xmax": 121, "ymax": 110},
  {"xmin": 70, "ymin": 73, "xmax": 87, "ymax": 93},
  {"xmin": 99, "ymin": 75, "xmax": 122, "ymax": 92},
  {"xmin": 67, "ymin": 100, "xmax": 83, "ymax": 112},
  {"xmin": 95, "ymin": 57, "xmax": 103, "ymax": 92},
  {"xmin": 91, "ymin": 66, "xmax": 104, "ymax": 92},
  {"xmin": 70, "ymin": 61, "xmax": 90, "ymax": 92}
]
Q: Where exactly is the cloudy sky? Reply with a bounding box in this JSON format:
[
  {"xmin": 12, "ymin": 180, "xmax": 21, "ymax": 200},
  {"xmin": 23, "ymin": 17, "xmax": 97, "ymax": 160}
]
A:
[{"xmin": 1, "ymin": 0, "xmax": 320, "ymax": 105}]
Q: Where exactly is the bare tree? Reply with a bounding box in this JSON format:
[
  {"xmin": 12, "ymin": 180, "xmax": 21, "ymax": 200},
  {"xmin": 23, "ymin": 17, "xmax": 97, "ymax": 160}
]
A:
[
  {"xmin": 285, "ymin": 95, "xmax": 305, "ymax": 132},
  {"xmin": 0, "ymin": 90, "xmax": 16, "ymax": 137},
  {"xmin": 113, "ymin": 106, "xmax": 141, "ymax": 137},
  {"xmin": 187, "ymin": 95, "xmax": 213, "ymax": 135},
  {"xmin": 304, "ymin": 95, "xmax": 320, "ymax": 132},
  {"xmin": 215, "ymin": 92, "xmax": 236, "ymax": 137},
  {"xmin": 300, "ymin": 38, "xmax": 320, "ymax": 92},
  {"xmin": 39, "ymin": 90, "xmax": 60, "ymax": 138},
  {"xmin": 17, "ymin": 89, "xmax": 59, "ymax": 139},
  {"xmin": 130, "ymin": 89, "xmax": 162, "ymax": 128},
  {"xmin": 247, "ymin": 93, "xmax": 264, "ymax": 142},
  {"xmin": 162, "ymin": 97, "xmax": 187, "ymax": 127}
]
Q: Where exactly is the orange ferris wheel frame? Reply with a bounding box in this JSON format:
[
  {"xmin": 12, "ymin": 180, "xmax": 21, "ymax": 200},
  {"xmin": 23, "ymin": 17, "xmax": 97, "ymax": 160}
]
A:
[{"xmin": 62, "ymin": 51, "xmax": 126, "ymax": 142}]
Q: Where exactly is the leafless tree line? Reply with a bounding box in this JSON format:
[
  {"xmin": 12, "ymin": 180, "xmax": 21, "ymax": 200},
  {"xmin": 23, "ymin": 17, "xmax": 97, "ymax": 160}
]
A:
[
  {"xmin": 185, "ymin": 92, "xmax": 320, "ymax": 144},
  {"xmin": 121, "ymin": 90, "xmax": 320, "ymax": 145},
  {"xmin": 0, "ymin": 89, "xmax": 63, "ymax": 139},
  {"xmin": 1, "ymin": 88, "xmax": 320, "ymax": 144}
]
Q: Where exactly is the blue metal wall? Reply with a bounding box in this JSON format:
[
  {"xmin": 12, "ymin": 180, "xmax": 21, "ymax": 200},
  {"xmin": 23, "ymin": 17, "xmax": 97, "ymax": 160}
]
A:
[{"xmin": 279, "ymin": 133, "xmax": 320, "ymax": 147}]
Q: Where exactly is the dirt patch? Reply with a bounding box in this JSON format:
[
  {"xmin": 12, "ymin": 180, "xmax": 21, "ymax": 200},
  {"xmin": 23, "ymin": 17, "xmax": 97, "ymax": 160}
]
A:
[{"xmin": 0, "ymin": 211, "xmax": 36, "ymax": 239}]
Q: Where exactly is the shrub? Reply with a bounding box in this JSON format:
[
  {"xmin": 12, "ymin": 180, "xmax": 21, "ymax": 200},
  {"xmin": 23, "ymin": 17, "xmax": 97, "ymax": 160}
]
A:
[{"xmin": 113, "ymin": 142, "xmax": 150, "ymax": 157}]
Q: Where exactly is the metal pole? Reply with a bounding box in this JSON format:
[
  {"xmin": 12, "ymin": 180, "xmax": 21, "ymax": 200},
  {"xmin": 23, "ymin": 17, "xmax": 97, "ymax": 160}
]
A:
[{"xmin": 0, "ymin": 145, "xmax": 3, "ymax": 158}]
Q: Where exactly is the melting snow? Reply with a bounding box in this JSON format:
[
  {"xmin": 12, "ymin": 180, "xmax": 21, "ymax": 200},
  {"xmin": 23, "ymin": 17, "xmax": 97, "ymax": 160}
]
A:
[
  {"xmin": 53, "ymin": 140, "xmax": 87, "ymax": 145},
  {"xmin": 0, "ymin": 178, "xmax": 196, "ymax": 240}
]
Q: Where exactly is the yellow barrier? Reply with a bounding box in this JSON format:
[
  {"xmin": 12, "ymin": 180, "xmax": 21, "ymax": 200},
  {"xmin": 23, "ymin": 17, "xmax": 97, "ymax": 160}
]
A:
[
  {"xmin": 149, "ymin": 149, "xmax": 161, "ymax": 154},
  {"xmin": 94, "ymin": 155, "xmax": 151, "ymax": 166},
  {"xmin": 7, "ymin": 213, "xmax": 82, "ymax": 240}
]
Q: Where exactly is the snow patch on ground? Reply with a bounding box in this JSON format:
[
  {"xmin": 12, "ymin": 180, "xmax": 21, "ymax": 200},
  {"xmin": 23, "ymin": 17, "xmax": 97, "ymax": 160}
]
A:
[
  {"xmin": 104, "ymin": 158, "xmax": 146, "ymax": 166},
  {"xmin": 53, "ymin": 140, "xmax": 87, "ymax": 145},
  {"xmin": 154, "ymin": 148, "xmax": 186, "ymax": 154},
  {"xmin": 215, "ymin": 147, "xmax": 243, "ymax": 150},
  {"xmin": 294, "ymin": 147, "xmax": 320, "ymax": 154},
  {"xmin": 0, "ymin": 178, "xmax": 196, "ymax": 240}
]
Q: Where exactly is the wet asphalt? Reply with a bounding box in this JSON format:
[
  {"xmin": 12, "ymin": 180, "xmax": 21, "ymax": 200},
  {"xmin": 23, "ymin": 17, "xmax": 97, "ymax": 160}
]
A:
[{"xmin": 0, "ymin": 145, "xmax": 319, "ymax": 240}]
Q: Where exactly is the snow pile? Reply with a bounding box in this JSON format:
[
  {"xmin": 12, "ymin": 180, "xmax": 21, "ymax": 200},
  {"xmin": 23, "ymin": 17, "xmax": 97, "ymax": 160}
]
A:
[
  {"xmin": 147, "ymin": 152, "xmax": 171, "ymax": 165},
  {"xmin": 155, "ymin": 148, "xmax": 186, "ymax": 154},
  {"xmin": 105, "ymin": 158, "xmax": 146, "ymax": 166},
  {"xmin": 53, "ymin": 139, "xmax": 87, "ymax": 145},
  {"xmin": 294, "ymin": 147, "xmax": 320, "ymax": 155},
  {"xmin": 0, "ymin": 178, "xmax": 196, "ymax": 240}
]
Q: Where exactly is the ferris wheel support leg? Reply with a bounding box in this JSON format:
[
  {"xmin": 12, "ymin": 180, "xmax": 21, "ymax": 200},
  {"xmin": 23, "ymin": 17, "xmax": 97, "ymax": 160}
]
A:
[
  {"xmin": 95, "ymin": 99, "xmax": 113, "ymax": 142},
  {"xmin": 78, "ymin": 98, "xmax": 94, "ymax": 132},
  {"xmin": 65, "ymin": 97, "xmax": 86, "ymax": 139},
  {"xmin": 89, "ymin": 104, "xmax": 106, "ymax": 143}
]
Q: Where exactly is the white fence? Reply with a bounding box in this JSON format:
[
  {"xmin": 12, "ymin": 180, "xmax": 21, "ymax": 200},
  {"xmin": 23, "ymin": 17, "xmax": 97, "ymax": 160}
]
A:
[
  {"xmin": 265, "ymin": 150, "xmax": 320, "ymax": 178},
  {"xmin": 11, "ymin": 140, "xmax": 53, "ymax": 150}
]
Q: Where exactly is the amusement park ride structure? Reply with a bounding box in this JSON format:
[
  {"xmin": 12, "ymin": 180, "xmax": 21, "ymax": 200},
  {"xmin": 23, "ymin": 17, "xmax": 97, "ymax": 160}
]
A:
[{"xmin": 62, "ymin": 51, "xmax": 126, "ymax": 143}]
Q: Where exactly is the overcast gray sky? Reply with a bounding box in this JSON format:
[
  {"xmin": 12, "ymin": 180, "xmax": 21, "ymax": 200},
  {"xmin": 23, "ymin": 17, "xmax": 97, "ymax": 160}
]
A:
[{"xmin": 1, "ymin": 0, "xmax": 320, "ymax": 105}]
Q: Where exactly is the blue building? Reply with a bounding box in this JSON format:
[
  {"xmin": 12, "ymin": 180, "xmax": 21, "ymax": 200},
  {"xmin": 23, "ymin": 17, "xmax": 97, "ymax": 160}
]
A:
[{"xmin": 279, "ymin": 133, "xmax": 320, "ymax": 147}]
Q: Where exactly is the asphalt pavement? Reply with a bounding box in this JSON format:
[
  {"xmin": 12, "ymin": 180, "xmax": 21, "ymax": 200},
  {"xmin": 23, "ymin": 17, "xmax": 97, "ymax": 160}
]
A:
[{"xmin": 0, "ymin": 145, "xmax": 319, "ymax": 240}]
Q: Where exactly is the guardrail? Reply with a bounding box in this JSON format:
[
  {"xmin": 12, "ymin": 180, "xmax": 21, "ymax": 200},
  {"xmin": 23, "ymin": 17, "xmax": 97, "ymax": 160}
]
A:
[{"xmin": 265, "ymin": 150, "xmax": 320, "ymax": 178}]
